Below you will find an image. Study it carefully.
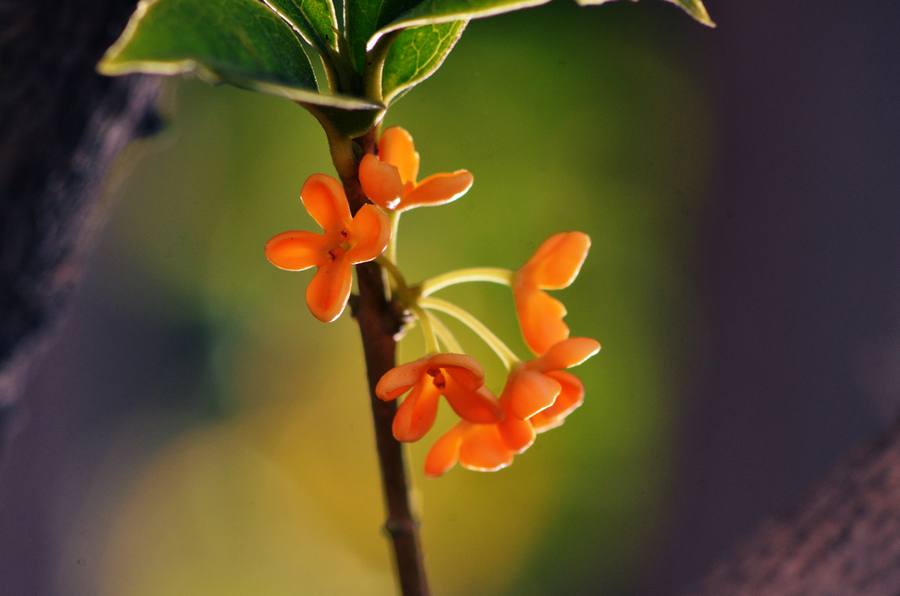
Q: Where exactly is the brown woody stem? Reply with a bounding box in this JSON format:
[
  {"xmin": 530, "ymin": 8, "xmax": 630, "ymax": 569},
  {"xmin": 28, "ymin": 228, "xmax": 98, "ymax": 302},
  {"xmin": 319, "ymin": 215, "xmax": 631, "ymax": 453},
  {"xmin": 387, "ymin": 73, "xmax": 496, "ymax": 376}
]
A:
[{"xmin": 341, "ymin": 129, "xmax": 431, "ymax": 596}]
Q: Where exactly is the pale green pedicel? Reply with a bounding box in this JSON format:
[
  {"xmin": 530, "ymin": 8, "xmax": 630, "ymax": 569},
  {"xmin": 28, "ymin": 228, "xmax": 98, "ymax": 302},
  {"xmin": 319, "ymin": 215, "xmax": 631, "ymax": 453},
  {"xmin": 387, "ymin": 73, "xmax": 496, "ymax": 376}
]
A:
[
  {"xmin": 419, "ymin": 297, "xmax": 520, "ymax": 371},
  {"xmin": 419, "ymin": 267, "xmax": 515, "ymax": 297}
]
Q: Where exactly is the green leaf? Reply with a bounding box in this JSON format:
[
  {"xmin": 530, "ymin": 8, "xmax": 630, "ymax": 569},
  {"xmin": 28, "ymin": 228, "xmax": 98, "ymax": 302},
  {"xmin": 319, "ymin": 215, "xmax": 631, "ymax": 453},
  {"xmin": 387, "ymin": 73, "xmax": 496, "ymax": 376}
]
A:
[
  {"xmin": 99, "ymin": 0, "xmax": 382, "ymax": 111},
  {"xmin": 366, "ymin": 0, "xmax": 551, "ymax": 51},
  {"xmin": 364, "ymin": 0, "xmax": 713, "ymax": 53},
  {"xmin": 261, "ymin": 0, "xmax": 339, "ymax": 54},
  {"xmin": 362, "ymin": 0, "xmax": 713, "ymax": 99},
  {"xmin": 226, "ymin": 77, "xmax": 385, "ymax": 114},
  {"xmin": 573, "ymin": 0, "xmax": 715, "ymax": 27},
  {"xmin": 99, "ymin": 0, "xmax": 318, "ymax": 88},
  {"xmin": 345, "ymin": 0, "xmax": 425, "ymax": 74},
  {"xmin": 381, "ymin": 21, "xmax": 466, "ymax": 106}
]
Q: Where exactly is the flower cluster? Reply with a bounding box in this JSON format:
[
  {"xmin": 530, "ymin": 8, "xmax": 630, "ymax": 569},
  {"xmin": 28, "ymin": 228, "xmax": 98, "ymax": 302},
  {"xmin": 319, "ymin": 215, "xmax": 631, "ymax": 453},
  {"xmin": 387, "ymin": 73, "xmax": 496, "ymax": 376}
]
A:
[
  {"xmin": 359, "ymin": 127, "xmax": 473, "ymax": 213},
  {"xmin": 420, "ymin": 337, "xmax": 599, "ymax": 477},
  {"xmin": 267, "ymin": 126, "xmax": 600, "ymax": 476}
]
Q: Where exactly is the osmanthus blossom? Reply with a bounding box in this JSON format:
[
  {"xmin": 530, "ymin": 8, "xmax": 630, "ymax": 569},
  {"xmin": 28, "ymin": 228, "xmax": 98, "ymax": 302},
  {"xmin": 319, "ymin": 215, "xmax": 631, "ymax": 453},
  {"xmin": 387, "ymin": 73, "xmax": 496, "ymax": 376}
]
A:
[
  {"xmin": 359, "ymin": 126, "xmax": 474, "ymax": 212},
  {"xmin": 423, "ymin": 337, "xmax": 600, "ymax": 477},
  {"xmin": 423, "ymin": 402, "xmax": 521, "ymax": 477},
  {"xmin": 265, "ymin": 174, "xmax": 391, "ymax": 323},
  {"xmin": 527, "ymin": 371, "xmax": 585, "ymax": 432},
  {"xmin": 376, "ymin": 353, "xmax": 504, "ymax": 442},
  {"xmin": 503, "ymin": 337, "xmax": 600, "ymax": 421},
  {"xmin": 514, "ymin": 232, "xmax": 591, "ymax": 355}
]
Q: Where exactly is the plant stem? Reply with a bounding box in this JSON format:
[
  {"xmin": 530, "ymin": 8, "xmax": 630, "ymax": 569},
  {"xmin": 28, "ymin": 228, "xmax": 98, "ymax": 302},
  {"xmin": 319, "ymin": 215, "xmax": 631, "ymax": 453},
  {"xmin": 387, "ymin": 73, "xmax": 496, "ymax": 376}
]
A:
[
  {"xmin": 428, "ymin": 313, "xmax": 464, "ymax": 354},
  {"xmin": 342, "ymin": 129, "xmax": 431, "ymax": 596},
  {"xmin": 387, "ymin": 210, "xmax": 401, "ymax": 263},
  {"xmin": 418, "ymin": 296, "xmax": 521, "ymax": 371},
  {"xmin": 418, "ymin": 267, "xmax": 515, "ymax": 297},
  {"xmin": 376, "ymin": 254, "xmax": 407, "ymax": 292},
  {"xmin": 408, "ymin": 303, "xmax": 440, "ymax": 355}
]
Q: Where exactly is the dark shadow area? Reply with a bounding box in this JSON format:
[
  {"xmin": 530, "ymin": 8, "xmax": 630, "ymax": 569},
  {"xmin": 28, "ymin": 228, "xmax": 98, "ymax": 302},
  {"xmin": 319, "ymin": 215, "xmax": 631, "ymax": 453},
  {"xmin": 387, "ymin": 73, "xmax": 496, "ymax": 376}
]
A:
[{"xmin": 640, "ymin": 1, "xmax": 900, "ymax": 593}]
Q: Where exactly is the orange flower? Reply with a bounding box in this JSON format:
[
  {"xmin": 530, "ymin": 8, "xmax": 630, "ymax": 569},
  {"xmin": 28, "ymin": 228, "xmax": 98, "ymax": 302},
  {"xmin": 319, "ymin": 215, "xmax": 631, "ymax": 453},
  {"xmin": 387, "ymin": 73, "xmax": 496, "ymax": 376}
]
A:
[
  {"xmin": 376, "ymin": 354, "xmax": 504, "ymax": 442},
  {"xmin": 423, "ymin": 338, "xmax": 599, "ymax": 477},
  {"xmin": 266, "ymin": 174, "xmax": 391, "ymax": 323},
  {"xmin": 527, "ymin": 371, "xmax": 584, "ymax": 432},
  {"xmin": 514, "ymin": 232, "xmax": 591, "ymax": 355},
  {"xmin": 359, "ymin": 127, "xmax": 473, "ymax": 212},
  {"xmin": 503, "ymin": 337, "xmax": 600, "ymax": 420},
  {"xmin": 422, "ymin": 394, "xmax": 524, "ymax": 477},
  {"xmin": 424, "ymin": 419, "xmax": 514, "ymax": 477}
]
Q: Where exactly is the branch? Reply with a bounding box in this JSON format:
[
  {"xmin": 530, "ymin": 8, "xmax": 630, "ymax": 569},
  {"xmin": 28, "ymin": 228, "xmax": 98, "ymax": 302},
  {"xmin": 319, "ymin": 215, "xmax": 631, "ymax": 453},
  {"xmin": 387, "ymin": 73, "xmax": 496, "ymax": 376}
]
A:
[
  {"xmin": 684, "ymin": 415, "xmax": 900, "ymax": 595},
  {"xmin": 344, "ymin": 131, "xmax": 431, "ymax": 596}
]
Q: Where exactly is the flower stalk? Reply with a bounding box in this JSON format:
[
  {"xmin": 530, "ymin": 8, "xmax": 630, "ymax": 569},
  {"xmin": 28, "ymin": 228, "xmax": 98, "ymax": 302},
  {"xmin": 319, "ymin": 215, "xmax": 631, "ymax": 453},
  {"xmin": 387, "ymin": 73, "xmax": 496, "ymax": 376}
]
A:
[
  {"xmin": 408, "ymin": 302, "xmax": 441, "ymax": 356},
  {"xmin": 418, "ymin": 296, "xmax": 521, "ymax": 371},
  {"xmin": 418, "ymin": 267, "xmax": 515, "ymax": 297}
]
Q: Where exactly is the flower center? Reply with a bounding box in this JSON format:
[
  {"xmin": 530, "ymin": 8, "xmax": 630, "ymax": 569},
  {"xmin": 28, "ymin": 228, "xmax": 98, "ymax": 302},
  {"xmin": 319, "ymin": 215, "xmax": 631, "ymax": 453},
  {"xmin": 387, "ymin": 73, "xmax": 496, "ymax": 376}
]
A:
[{"xmin": 426, "ymin": 367, "xmax": 446, "ymax": 390}]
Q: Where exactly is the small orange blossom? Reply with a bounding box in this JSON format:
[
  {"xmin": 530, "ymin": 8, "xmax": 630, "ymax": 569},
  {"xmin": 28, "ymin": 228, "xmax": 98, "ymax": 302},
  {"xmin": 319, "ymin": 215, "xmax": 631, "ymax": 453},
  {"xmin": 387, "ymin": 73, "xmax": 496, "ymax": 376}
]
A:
[
  {"xmin": 503, "ymin": 337, "xmax": 600, "ymax": 421},
  {"xmin": 514, "ymin": 232, "xmax": 591, "ymax": 355},
  {"xmin": 376, "ymin": 353, "xmax": 504, "ymax": 442},
  {"xmin": 421, "ymin": 395, "xmax": 544, "ymax": 477},
  {"xmin": 359, "ymin": 127, "xmax": 474, "ymax": 212},
  {"xmin": 424, "ymin": 418, "xmax": 514, "ymax": 477},
  {"xmin": 265, "ymin": 174, "xmax": 391, "ymax": 323}
]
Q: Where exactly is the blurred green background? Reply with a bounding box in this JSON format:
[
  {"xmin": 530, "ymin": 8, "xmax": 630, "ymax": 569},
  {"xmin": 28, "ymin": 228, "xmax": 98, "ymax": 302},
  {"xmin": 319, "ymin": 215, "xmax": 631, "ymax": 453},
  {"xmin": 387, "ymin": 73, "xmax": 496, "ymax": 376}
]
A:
[{"xmin": 55, "ymin": 2, "xmax": 713, "ymax": 594}]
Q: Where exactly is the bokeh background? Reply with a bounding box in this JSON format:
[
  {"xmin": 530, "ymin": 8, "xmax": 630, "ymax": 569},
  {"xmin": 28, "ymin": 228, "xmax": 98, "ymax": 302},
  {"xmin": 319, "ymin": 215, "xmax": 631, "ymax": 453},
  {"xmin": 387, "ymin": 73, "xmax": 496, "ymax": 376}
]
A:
[{"xmin": 3, "ymin": 0, "xmax": 900, "ymax": 594}]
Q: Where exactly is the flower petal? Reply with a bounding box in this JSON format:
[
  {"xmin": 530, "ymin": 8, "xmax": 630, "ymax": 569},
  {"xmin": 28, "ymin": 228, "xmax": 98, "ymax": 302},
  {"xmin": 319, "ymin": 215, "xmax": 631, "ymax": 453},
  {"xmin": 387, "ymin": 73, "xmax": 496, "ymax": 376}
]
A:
[
  {"xmin": 442, "ymin": 379, "xmax": 503, "ymax": 424},
  {"xmin": 392, "ymin": 376, "xmax": 441, "ymax": 442},
  {"xmin": 529, "ymin": 371, "xmax": 584, "ymax": 433},
  {"xmin": 514, "ymin": 285, "xmax": 569, "ymax": 356},
  {"xmin": 305, "ymin": 253, "xmax": 352, "ymax": 322},
  {"xmin": 458, "ymin": 424, "xmax": 513, "ymax": 472},
  {"xmin": 429, "ymin": 354, "xmax": 484, "ymax": 391},
  {"xmin": 402, "ymin": 171, "xmax": 473, "ymax": 212},
  {"xmin": 497, "ymin": 404, "xmax": 536, "ymax": 453},
  {"xmin": 376, "ymin": 357, "xmax": 431, "ymax": 401},
  {"xmin": 359, "ymin": 154, "xmax": 406, "ymax": 211},
  {"xmin": 265, "ymin": 230, "xmax": 327, "ymax": 271},
  {"xmin": 519, "ymin": 232, "xmax": 591, "ymax": 290},
  {"xmin": 346, "ymin": 204, "xmax": 391, "ymax": 263},
  {"xmin": 377, "ymin": 353, "xmax": 484, "ymax": 402},
  {"xmin": 378, "ymin": 127, "xmax": 419, "ymax": 186},
  {"xmin": 505, "ymin": 368, "xmax": 562, "ymax": 420},
  {"xmin": 532, "ymin": 337, "xmax": 601, "ymax": 373},
  {"xmin": 301, "ymin": 174, "xmax": 352, "ymax": 233},
  {"xmin": 424, "ymin": 423, "xmax": 466, "ymax": 478}
]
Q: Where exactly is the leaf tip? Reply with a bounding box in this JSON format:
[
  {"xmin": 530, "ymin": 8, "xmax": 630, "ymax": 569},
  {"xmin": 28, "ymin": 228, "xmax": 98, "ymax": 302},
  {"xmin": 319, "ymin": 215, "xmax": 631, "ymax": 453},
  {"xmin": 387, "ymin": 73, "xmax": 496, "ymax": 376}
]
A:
[
  {"xmin": 572, "ymin": 0, "xmax": 714, "ymax": 27},
  {"xmin": 667, "ymin": 0, "xmax": 715, "ymax": 27}
]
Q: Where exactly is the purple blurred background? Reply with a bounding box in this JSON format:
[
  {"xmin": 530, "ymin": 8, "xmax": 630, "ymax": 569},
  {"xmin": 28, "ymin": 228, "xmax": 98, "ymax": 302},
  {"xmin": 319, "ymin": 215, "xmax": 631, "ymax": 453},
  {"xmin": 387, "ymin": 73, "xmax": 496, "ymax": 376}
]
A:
[{"xmin": 642, "ymin": 0, "xmax": 900, "ymax": 593}]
